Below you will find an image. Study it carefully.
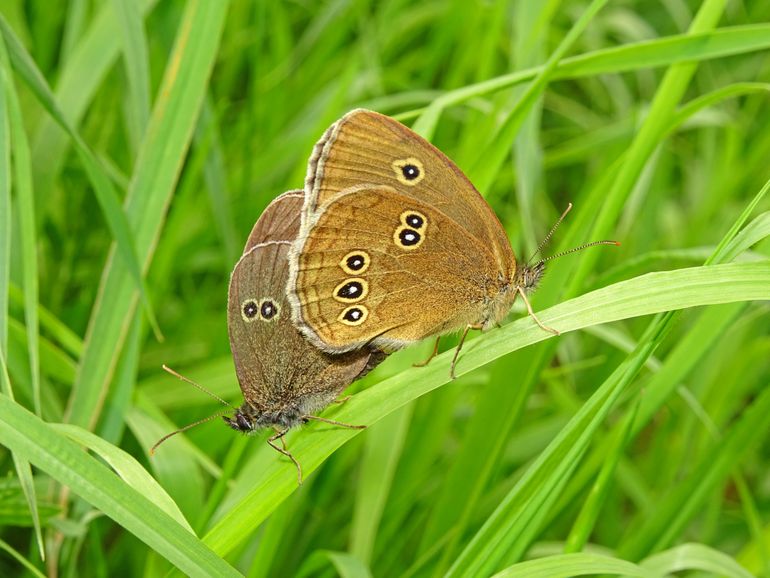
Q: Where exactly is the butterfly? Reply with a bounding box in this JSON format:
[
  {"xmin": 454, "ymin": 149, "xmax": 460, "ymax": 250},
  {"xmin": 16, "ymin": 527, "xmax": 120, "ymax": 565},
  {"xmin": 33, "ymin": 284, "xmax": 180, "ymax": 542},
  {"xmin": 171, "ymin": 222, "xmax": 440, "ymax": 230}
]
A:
[
  {"xmin": 153, "ymin": 190, "xmax": 385, "ymax": 484},
  {"xmin": 287, "ymin": 109, "xmax": 616, "ymax": 377}
]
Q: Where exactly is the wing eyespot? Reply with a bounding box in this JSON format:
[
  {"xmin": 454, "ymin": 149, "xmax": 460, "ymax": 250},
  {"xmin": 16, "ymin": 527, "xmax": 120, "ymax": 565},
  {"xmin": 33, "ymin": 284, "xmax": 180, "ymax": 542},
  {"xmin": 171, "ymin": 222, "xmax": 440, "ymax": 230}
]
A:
[
  {"xmin": 333, "ymin": 278, "xmax": 369, "ymax": 303},
  {"xmin": 393, "ymin": 225, "xmax": 425, "ymax": 250},
  {"xmin": 339, "ymin": 305, "xmax": 368, "ymax": 326},
  {"xmin": 339, "ymin": 251, "xmax": 370, "ymax": 274},
  {"xmin": 392, "ymin": 157, "xmax": 425, "ymax": 186},
  {"xmin": 241, "ymin": 299, "xmax": 259, "ymax": 323}
]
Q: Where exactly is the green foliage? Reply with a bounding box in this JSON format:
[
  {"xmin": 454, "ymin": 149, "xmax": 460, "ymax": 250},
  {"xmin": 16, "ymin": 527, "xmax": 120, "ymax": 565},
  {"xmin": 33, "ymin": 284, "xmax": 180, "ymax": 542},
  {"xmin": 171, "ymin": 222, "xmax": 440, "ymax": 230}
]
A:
[{"xmin": 0, "ymin": 1, "xmax": 769, "ymax": 576}]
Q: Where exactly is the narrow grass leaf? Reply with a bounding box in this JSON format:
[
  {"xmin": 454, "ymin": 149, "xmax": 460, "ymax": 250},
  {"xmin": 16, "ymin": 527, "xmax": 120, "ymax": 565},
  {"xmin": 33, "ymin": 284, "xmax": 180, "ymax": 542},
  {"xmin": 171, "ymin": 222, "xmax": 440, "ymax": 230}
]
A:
[
  {"xmin": 0, "ymin": 537, "xmax": 46, "ymax": 578},
  {"xmin": 326, "ymin": 551, "xmax": 373, "ymax": 578},
  {"xmin": 31, "ymin": 0, "xmax": 160, "ymax": 196},
  {"xmin": 66, "ymin": 0, "xmax": 230, "ymax": 430},
  {"xmin": 202, "ymin": 261, "xmax": 770, "ymax": 557},
  {"xmin": 469, "ymin": 0, "xmax": 609, "ymax": 192},
  {"xmin": 0, "ymin": 394, "xmax": 240, "ymax": 577},
  {"xmin": 621, "ymin": 386, "xmax": 770, "ymax": 560},
  {"xmin": 110, "ymin": 0, "xmax": 151, "ymax": 144},
  {"xmin": 0, "ymin": 44, "xmax": 8, "ymax": 357},
  {"xmin": 489, "ymin": 553, "xmax": 662, "ymax": 578},
  {"xmin": 52, "ymin": 424, "xmax": 193, "ymax": 532},
  {"xmin": 0, "ymin": 35, "xmax": 40, "ymax": 419},
  {"xmin": 409, "ymin": 24, "xmax": 770, "ymax": 135},
  {"xmin": 0, "ymin": 352, "xmax": 44, "ymax": 559},
  {"xmin": 0, "ymin": 14, "xmax": 163, "ymax": 341},
  {"xmin": 350, "ymin": 405, "xmax": 413, "ymax": 564},
  {"xmin": 563, "ymin": 399, "xmax": 640, "ymax": 553},
  {"xmin": 641, "ymin": 543, "xmax": 755, "ymax": 578}
]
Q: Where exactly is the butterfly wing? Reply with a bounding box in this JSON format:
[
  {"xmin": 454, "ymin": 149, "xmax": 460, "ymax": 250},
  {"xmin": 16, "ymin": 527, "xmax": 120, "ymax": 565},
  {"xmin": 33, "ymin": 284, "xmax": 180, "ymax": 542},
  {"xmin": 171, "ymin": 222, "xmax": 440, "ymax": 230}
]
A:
[
  {"xmin": 243, "ymin": 189, "xmax": 304, "ymax": 253},
  {"xmin": 303, "ymin": 109, "xmax": 514, "ymax": 271},
  {"xmin": 288, "ymin": 186, "xmax": 512, "ymax": 352}
]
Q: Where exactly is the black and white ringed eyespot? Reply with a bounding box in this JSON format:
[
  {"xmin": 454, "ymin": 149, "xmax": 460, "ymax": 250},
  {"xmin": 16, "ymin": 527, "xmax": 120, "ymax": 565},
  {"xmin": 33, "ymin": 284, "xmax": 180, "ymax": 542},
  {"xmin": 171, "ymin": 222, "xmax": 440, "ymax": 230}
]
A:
[
  {"xmin": 333, "ymin": 278, "xmax": 368, "ymax": 303},
  {"xmin": 339, "ymin": 305, "xmax": 368, "ymax": 326},
  {"xmin": 392, "ymin": 157, "xmax": 425, "ymax": 186},
  {"xmin": 399, "ymin": 209, "xmax": 427, "ymax": 230},
  {"xmin": 339, "ymin": 250, "xmax": 370, "ymax": 275},
  {"xmin": 241, "ymin": 299, "xmax": 259, "ymax": 322},
  {"xmin": 259, "ymin": 298, "xmax": 279, "ymax": 321},
  {"xmin": 393, "ymin": 224, "xmax": 425, "ymax": 250}
]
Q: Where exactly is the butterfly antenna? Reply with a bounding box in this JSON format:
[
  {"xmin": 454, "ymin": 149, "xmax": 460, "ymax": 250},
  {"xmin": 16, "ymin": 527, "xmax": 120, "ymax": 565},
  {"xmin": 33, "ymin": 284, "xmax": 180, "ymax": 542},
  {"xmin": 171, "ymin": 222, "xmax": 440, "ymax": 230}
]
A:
[
  {"xmin": 539, "ymin": 239, "xmax": 620, "ymax": 264},
  {"xmin": 162, "ymin": 364, "xmax": 236, "ymax": 410},
  {"xmin": 527, "ymin": 203, "xmax": 573, "ymax": 264},
  {"xmin": 150, "ymin": 412, "xmax": 229, "ymax": 455}
]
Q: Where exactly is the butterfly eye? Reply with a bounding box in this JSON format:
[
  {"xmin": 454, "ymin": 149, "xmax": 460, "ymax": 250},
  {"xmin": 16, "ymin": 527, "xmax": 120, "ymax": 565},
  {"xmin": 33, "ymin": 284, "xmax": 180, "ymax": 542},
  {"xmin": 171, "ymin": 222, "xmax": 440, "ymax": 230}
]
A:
[
  {"xmin": 258, "ymin": 298, "xmax": 280, "ymax": 321},
  {"xmin": 392, "ymin": 157, "xmax": 425, "ymax": 186},
  {"xmin": 339, "ymin": 305, "xmax": 369, "ymax": 326},
  {"xmin": 241, "ymin": 299, "xmax": 259, "ymax": 322}
]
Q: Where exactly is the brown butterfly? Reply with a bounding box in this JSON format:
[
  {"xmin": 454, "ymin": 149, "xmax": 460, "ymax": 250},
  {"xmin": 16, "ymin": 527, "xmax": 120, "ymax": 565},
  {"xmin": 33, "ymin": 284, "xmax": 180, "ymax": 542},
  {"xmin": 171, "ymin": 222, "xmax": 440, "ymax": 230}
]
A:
[
  {"xmin": 287, "ymin": 110, "xmax": 616, "ymax": 377},
  {"xmin": 154, "ymin": 191, "xmax": 385, "ymax": 483}
]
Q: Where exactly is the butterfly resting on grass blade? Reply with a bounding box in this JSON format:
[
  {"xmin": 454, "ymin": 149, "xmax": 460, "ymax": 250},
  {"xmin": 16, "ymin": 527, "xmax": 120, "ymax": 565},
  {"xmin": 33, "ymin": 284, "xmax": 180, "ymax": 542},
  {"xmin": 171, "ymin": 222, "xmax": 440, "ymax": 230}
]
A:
[
  {"xmin": 287, "ymin": 109, "xmax": 618, "ymax": 377},
  {"xmin": 152, "ymin": 191, "xmax": 385, "ymax": 484}
]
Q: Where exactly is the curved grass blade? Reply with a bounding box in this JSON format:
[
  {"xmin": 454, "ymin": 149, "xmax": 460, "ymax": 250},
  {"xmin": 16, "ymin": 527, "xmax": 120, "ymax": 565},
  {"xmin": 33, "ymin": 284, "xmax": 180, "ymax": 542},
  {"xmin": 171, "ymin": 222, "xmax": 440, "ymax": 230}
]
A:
[
  {"xmin": 202, "ymin": 260, "xmax": 770, "ymax": 557},
  {"xmin": 65, "ymin": 0, "xmax": 230, "ymax": 430},
  {"xmin": 0, "ymin": 14, "xmax": 163, "ymax": 341},
  {"xmin": 408, "ymin": 24, "xmax": 770, "ymax": 135},
  {"xmin": 489, "ymin": 553, "xmax": 662, "ymax": 578},
  {"xmin": 0, "ymin": 394, "xmax": 240, "ymax": 577},
  {"xmin": 641, "ymin": 543, "xmax": 754, "ymax": 578}
]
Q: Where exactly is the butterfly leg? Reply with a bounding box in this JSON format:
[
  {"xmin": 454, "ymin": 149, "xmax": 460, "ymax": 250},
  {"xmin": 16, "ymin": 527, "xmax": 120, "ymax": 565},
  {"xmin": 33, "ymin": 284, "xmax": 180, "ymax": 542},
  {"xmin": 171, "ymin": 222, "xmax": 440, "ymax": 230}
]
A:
[
  {"xmin": 332, "ymin": 395, "xmax": 352, "ymax": 405},
  {"xmin": 413, "ymin": 337, "xmax": 441, "ymax": 368},
  {"xmin": 267, "ymin": 428, "xmax": 303, "ymax": 485},
  {"xmin": 305, "ymin": 415, "xmax": 367, "ymax": 430},
  {"xmin": 450, "ymin": 323, "xmax": 484, "ymax": 380},
  {"xmin": 517, "ymin": 287, "xmax": 559, "ymax": 335}
]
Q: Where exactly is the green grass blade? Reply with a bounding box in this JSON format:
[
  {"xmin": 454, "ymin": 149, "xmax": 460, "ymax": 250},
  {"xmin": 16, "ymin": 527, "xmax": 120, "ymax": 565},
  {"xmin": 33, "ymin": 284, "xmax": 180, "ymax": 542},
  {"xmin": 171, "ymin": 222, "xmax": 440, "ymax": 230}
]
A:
[
  {"xmin": 566, "ymin": 0, "xmax": 726, "ymax": 294},
  {"xmin": 0, "ymin": 537, "xmax": 45, "ymax": 578},
  {"xmin": 469, "ymin": 0, "xmax": 609, "ymax": 192},
  {"xmin": 489, "ymin": 553, "xmax": 662, "ymax": 578},
  {"xmin": 0, "ymin": 14, "xmax": 163, "ymax": 342},
  {"xmin": 326, "ymin": 551, "xmax": 373, "ymax": 578},
  {"xmin": 350, "ymin": 405, "xmax": 413, "ymax": 564},
  {"xmin": 620, "ymin": 386, "xmax": 770, "ymax": 560},
  {"xmin": 110, "ymin": 0, "xmax": 151, "ymax": 147},
  {"xmin": 0, "ymin": 33, "xmax": 40, "ymax": 418},
  {"xmin": 53, "ymin": 424, "xmax": 193, "ymax": 532},
  {"xmin": 202, "ymin": 260, "xmax": 770, "ymax": 558},
  {"xmin": 408, "ymin": 24, "xmax": 770, "ymax": 134},
  {"xmin": 0, "ymin": 42, "xmax": 7, "ymax": 358},
  {"xmin": 0, "ymin": 353, "xmax": 44, "ymax": 560},
  {"xmin": 31, "ymin": 0, "xmax": 160, "ymax": 197},
  {"xmin": 643, "ymin": 544, "xmax": 754, "ymax": 578},
  {"xmin": 65, "ymin": 0, "xmax": 230, "ymax": 430},
  {"xmin": 0, "ymin": 394, "xmax": 240, "ymax": 577},
  {"xmin": 563, "ymin": 399, "xmax": 639, "ymax": 553}
]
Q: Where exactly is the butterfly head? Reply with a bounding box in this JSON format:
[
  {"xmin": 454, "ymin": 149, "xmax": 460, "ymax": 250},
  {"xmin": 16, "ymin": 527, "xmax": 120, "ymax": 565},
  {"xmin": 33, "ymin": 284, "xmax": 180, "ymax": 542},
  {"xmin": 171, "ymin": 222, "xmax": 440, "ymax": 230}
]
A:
[
  {"xmin": 224, "ymin": 405, "xmax": 258, "ymax": 433},
  {"xmin": 514, "ymin": 261, "xmax": 546, "ymax": 294}
]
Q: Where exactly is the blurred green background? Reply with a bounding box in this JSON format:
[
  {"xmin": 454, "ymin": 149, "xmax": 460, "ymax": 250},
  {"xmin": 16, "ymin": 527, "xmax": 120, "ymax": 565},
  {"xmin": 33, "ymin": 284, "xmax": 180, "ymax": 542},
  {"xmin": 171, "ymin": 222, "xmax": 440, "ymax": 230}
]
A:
[{"xmin": 1, "ymin": 0, "xmax": 769, "ymax": 576}]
